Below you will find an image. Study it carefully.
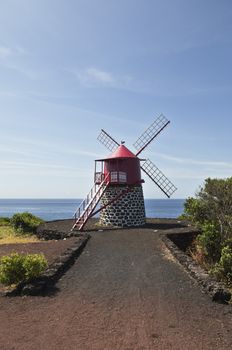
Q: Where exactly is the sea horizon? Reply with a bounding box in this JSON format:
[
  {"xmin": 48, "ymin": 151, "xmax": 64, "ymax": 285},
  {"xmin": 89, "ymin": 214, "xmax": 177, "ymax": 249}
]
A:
[{"xmin": 0, "ymin": 198, "xmax": 185, "ymax": 221}]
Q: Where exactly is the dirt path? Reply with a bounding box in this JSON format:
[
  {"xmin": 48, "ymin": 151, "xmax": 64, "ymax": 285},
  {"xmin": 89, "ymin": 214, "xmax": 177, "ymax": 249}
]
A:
[{"xmin": 0, "ymin": 228, "xmax": 232, "ymax": 350}]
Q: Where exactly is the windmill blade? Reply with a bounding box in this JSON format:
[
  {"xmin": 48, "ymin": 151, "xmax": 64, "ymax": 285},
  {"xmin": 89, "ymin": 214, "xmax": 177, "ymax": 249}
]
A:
[
  {"xmin": 141, "ymin": 159, "xmax": 177, "ymax": 198},
  {"xmin": 97, "ymin": 129, "xmax": 120, "ymax": 152},
  {"xmin": 134, "ymin": 114, "xmax": 170, "ymax": 156}
]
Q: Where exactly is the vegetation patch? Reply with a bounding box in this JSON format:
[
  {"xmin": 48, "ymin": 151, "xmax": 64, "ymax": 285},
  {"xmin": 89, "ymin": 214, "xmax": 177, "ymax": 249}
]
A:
[
  {"xmin": 181, "ymin": 177, "xmax": 232, "ymax": 287},
  {"xmin": 11, "ymin": 212, "xmax": 44, "ymax": 234},
  {"xmin": 0, "ymin": 226, "xmax": 39, "ymax": 244},
  {"xmin": 0, "ymin": 212, "xmax": 43, "ymax": 244},
  {"xmin": 0, "ymin": 217, "xmax": 11, "ymax": 226},
  {"xmin": 0, "ymin": 252, "xmax": 48, "ymax": 286}
]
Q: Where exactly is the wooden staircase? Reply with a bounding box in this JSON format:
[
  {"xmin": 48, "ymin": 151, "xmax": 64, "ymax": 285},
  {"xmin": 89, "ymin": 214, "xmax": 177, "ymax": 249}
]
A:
[{"xmin": 71, "ymin": 173, "xmax": 110, "ymax": 231}]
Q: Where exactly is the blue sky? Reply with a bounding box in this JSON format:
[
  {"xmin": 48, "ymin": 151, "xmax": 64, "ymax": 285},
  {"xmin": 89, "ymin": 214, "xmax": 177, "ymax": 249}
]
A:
[{"xmin": 0, "ymin": 0, "xmax": 232, "ymax": 199}]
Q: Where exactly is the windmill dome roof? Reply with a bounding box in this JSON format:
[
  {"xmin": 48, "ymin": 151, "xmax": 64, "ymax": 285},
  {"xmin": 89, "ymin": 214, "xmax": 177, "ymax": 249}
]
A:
[{"xmin": 107, "ymin": 145, "xmax": 137, "ymax": 159}]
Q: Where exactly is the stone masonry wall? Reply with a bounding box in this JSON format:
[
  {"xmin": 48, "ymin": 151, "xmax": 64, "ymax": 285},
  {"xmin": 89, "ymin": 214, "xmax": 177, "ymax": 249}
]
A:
[{"xmin": 100, "ymin": 185, "xmax": 146, "ymax": 227}]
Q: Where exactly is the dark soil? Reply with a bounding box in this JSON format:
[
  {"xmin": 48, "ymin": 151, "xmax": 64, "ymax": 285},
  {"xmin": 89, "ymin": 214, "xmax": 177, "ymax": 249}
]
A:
[
  {"xmin": 166, "ymin": 229, "xmax": 199, "ymax": 252},
  {"xmin": 0, "ymin": 220, "xmax": 232, "ymax": 350},
  {"xmin": 37, "ymin": 217, "xmax": 187, "ymax": 235},
  {"xmin": 0, "ymin": 237, "xmax": 81, "ymax": 293},
  {"xmin": 37, "ymin": 219, "xmax": 74, "ymax": 237},
  {"xmin": 0, "ymin": 237, "xmax": 79, "ymax": 265}
]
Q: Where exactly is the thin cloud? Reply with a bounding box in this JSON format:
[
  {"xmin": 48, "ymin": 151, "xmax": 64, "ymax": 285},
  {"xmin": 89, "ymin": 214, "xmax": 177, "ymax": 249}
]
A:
[
  {"xmin": 68, "ymin": 66, "xmax": 132, "ymax": 88},
  {"xmin": 72, "ymin": 67, "xmax": 115, "ymax": 87},
  {"xmin": 1, "ymin": 160, "xmax": 89, "ymax": 178},
  {"xmin": 0, "ymin": 90, "xmax": 18, "ymax": 97},
  {"xmin": 152, "ymin": 151, "xmax": 232, "ymax": 168},
  {"xmin": 67, "ymin": 66, "xmax": 228, "ymax": 98},
  {"xmin": 0, "ymin": 45, "xmax": 26, "ymax": 59},
  {"xmin": 86, "ymin": 68, "xmax": 114, "ymax": 84},
  {"xmin": 0, "ymin": 62, "xmax": 39, "ymax": 80},
  {"xmin": 0, "ymin": 45, "xmax": 12, "ymax": 59},
  {"xmin": 0, "ymin": 145, "xmax": 33, "ymax": 157},
  {"xmin": 0, "ymin": 139, "xmax": 102, "ymax": 159},
  {"xmin": 0, "ymin": 45, "xmax": 37, "ymax": 79},
  {"xmin": 0, "ymin": 90, "xmax": 146, "ymax": 130}
]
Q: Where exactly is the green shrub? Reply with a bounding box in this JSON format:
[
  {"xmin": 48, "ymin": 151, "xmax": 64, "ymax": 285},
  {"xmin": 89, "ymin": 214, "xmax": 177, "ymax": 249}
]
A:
[
  {"xmin": 197, "ymin": 223, "xmax": 221, "ymax": 263},
  {"xmin": 183, "ymin": 197, "xmax": 209, "ymax": 224},
  {"xmin": 182, "ymin": 177, "xmax": 232, "ymax": 235},
  {"xmin": 223, "ymin": 238, "xmax": 232, "ymax": 249},
  {"xmin": 11, "ymin": 212, "xmax": 44, "ymax": 234},
  {"xmin": 0, "ymin": 253, "xmax": 48, "ymax": 286},
  {"xmin": 23, "ymin": 254, "xmax": 48, "ymax": 281},
  {"xmin": 182, "ymin": 177, "xmax": 232, "ymax": 286},
  {"xmin": 0, "ymin": 217, "xmax": 11, "ymax": 226},
  {"xmin": 0, "ymin": 253, "xmax": 25, "ymax": 285},
  {"xmin": 216, "ymin": 246, "xmax": 232, "ymax": 284}
]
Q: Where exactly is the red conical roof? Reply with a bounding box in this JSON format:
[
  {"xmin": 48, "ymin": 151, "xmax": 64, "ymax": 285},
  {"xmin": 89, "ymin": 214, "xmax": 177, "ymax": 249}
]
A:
[{"xmin": 107, "ymin": 145, "xmax": 137, "ymax": 159}]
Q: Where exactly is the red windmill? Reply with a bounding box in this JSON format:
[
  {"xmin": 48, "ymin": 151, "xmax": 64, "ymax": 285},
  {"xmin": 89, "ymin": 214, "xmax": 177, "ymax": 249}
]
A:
[{"xmin": 72, "ymin": 114, "xmax": 177, "ymax": 231}]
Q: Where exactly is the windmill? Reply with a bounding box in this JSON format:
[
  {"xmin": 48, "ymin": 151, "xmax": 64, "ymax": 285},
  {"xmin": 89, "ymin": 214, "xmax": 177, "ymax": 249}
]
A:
[{"xmin": 72, "ymin": 114, "xmax": 177, "ymax": 231}]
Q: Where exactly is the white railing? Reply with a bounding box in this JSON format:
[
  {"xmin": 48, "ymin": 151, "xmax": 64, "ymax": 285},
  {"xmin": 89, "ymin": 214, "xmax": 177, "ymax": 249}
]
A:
[
  {"xmin": 95, "ymin": 171, "xmax": 127, "ymax": 184},
  {"xmin": 95, "ymin": 172, "xmax": 105, "ymax": 184},
  {"xmin": 72, "ymin": 173, "xmax": 110, "ymax": 230}
]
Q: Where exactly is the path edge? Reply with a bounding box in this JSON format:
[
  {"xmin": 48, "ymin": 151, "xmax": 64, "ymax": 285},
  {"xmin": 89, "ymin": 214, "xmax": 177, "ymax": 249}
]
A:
[
  {"xmin": 4, "ymin": 234, "xmax": 90, "ymax": 297},
  {"xmin": 162, "ymin": 233, "xmax": 231, "ymax": 304}
]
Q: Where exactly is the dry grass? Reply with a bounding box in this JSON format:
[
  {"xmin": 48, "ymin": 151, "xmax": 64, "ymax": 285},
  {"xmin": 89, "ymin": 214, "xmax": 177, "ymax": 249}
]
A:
[{"xmin": 0, "ymin": 226, "xmax": 39, "ymax": 245}]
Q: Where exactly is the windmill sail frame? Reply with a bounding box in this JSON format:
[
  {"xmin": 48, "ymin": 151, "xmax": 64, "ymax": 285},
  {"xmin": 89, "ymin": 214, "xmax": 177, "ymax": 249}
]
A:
[
  {"xmin": 96, "ymin": 116, "xmax": 177, "ymax": 199},
  {"xmin": 133, "ymin": 114, "xmax": 170, "ymax": 156},
  {"xmin": 97, "ymin": 129, "xmax": 120, "ymax": 152},
  {"xmin": 141, "ymin": 159, "xmax": 177, "ymax": 198}
]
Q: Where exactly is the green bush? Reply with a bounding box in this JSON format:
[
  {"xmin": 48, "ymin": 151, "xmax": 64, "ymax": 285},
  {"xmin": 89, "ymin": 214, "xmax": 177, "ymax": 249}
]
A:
[
  {"xmin": 11, "ymin": 212, "xmax": 44, "ymax": 234},
  {"xmin": 182, "ymin": 178, "xmax": 232, "ymax": 233},
  {"xmin": 0, "ymin": 217, "xmax": 11, "ymax": 226},
  {"xmin": 23, "ymin": 254, "xmax": 48, "ymax": 281},
  {"xmin": 197, "ymin": 223, "xmax": 222, "ymax": 263},
  {"xmin": 212, "ymin": 246, "xmax": 232, "ymax": 285},
  {"xmin": 183, "ymin": 197, "xmax": 209, "ymax": 225},
  {"xmin": 182, "ymin": 177, "xmax": 232, "ymax": 285},
  {"xmin": 0, "ymin": 253, "xmax": 25, "ymax": 285},
  {"xmin": 0, "ymin": 253, "xmax": 48, "ymax": 286},
  {"xmin": 218, "ymin": 246, "xmax": 232, "ymax": 284}
]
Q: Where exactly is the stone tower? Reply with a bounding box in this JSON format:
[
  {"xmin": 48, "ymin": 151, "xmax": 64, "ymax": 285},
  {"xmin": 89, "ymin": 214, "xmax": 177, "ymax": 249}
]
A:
[{"xmin": 95, "ymin": 144, "xmax": 146, "ymax": 227}]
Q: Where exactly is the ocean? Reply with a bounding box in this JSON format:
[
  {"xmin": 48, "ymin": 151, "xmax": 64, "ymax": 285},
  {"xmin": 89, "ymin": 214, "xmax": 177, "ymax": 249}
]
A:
[{"xmin": 0, "ymin": 199, "xmax": 185, "ymax": 221}]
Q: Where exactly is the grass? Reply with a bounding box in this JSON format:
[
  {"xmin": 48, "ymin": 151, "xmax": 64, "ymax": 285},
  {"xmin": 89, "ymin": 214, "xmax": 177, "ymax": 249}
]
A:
[
  {"xmin": 0, "ymin": 218, "xmax": 39, "ymax": 244},
  {"xmin": 0, "ymin": 217, "xmax": 11, "ymax": 226}
]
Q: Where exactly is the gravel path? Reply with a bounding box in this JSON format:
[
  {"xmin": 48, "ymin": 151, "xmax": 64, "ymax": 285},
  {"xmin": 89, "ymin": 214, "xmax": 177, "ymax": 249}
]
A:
[{"xmin": 0, "ymin": 227, "xmax": 232, "ymax": 350}]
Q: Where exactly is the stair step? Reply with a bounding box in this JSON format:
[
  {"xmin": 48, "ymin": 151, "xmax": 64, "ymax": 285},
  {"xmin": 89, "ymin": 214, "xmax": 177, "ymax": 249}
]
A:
[{"xmin": 72, "ymin": 174, "xmax": 110, "ymax": 231}]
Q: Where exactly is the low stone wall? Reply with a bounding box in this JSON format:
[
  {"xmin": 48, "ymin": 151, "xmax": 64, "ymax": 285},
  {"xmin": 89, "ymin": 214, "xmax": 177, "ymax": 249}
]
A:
[
  {"xmin": 36, "ymin": 219, "xmax": 74, "ymax": 239},
  {"xmin": 5, "ymin": 235, "xmax": 89, "ymax": 296},
  {"xmin": 167, "ymin": 231, "xmax": 199, "ymax": 252},
  {"xmin": 162, "ymin": 231, "xmax": 231, "ymax": 304},
  {"xmin": 100, "ymin": 184, "xmax": 146, "ymax": 227}
]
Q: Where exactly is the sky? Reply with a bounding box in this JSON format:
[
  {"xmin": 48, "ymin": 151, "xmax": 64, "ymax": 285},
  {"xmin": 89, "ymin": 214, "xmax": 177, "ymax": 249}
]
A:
[{"xmin": 0, "ymin": 0, "xmax": 232, "ymax": 199}]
